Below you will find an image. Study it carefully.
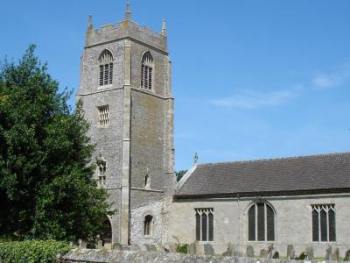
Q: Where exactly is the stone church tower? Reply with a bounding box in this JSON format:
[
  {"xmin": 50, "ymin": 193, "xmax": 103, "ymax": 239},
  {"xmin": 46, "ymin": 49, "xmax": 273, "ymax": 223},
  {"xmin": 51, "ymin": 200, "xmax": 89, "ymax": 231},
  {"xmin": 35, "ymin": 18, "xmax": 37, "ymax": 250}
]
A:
[{"xmin": 76, "ymin": 4, "xmax": 175, "ymax": 245}]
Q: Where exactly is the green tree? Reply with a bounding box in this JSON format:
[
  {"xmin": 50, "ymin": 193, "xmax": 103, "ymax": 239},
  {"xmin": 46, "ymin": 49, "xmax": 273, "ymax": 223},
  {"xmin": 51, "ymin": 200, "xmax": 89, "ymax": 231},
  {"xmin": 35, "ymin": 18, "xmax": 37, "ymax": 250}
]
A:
[
  {"xmin": 175, "ymin": 170, "xmax": 187, "ymax": 182},
  {"xmin": 0, "ymin": 45, "xmax": 110, "ymax": 242}
]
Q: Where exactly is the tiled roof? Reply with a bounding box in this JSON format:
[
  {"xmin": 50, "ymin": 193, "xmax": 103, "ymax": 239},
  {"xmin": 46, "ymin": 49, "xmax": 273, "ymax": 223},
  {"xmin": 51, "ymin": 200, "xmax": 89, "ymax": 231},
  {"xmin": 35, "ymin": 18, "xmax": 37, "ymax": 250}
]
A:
[{"xmin": 175, "ymin": 153, "xmax": 350, "ymax": 198}]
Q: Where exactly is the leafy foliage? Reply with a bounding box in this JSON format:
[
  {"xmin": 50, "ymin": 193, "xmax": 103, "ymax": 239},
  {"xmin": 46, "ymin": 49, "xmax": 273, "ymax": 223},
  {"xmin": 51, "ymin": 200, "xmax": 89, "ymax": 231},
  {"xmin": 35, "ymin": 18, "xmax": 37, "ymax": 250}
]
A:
[
  {"xmin": 0, "ymin": 240, "xmax": 70, "ymax": 263},
  {"xmin": 175, "ymin": 170, "xmax": 187, "ymax": 182},
  {"xmin": 176, "ymin": 244, "xmax": 188, "ymax": 254},
  {"xmin": 0, "ymin": 45, "xmax": 110, "ymax": 242}
]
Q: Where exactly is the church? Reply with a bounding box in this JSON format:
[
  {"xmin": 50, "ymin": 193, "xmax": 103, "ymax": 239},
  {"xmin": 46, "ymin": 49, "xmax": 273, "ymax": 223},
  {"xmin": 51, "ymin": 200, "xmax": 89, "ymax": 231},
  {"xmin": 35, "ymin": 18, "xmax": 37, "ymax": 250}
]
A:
[{"xmin": 76, "ymin": 4, "xmax": 350, "ymax": 259}]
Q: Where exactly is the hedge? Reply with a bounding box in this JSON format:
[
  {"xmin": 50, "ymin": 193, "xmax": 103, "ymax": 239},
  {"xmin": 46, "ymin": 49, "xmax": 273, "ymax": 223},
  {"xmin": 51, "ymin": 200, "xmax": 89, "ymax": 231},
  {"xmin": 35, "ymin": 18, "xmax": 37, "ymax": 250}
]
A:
[{"xmin": 0, "ymin": 240, "xmax": 70, "ymax": 263}]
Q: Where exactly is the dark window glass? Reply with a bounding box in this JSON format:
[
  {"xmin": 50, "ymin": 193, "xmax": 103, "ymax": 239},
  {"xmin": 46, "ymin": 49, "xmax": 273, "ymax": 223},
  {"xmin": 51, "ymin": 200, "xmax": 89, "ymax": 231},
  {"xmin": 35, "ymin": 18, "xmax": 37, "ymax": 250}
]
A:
[
  {"xmin": 209, "ymin": 212, "xmax": 214, "ymax": 241},
  {"xmin": 144, "ymin": 215, "xmax": 152, "ymax": 236},
  {"xmin": 329, "ymin": 209, "xmax": 336, "ymax": 242},
  {"xmin": 312, "ymin": 209, "xmax": 319, "ymax": 241},
  {"xmin": 141, "ymin": 65, "xmax": 144, "ymax": 87},
  {"xmin": 202, "ymin": 213, "xmax": 207, "ymax": 241},
  {"xmin": 248, "ymin": 205, "xmax": 256, "ymax": 241},
  {"xmin": 320, "ymin": 209, "xmax": 327, "ymax": 241},
  {"xmin": 104, "ymin": 64, "xmax": 109, "ymax": 85},
  {"xmin": 109, "ymin": 63, "xmax": 113, "ymax": 84},
  {"xmin": 266, "ymin": 204, "xmax": 274, "ymax": 241},
  {"xmin": 195, "ymin": 213, "xmax": 200, "ymax": 241},
  {"xmin": 257, "ymin": 203, "xmax": 265, "ymax": 241},
  {"xmin": 149, "ymin": 68, "xmax": 152, "ymax": 89},
  {"xmin": 99, "ymin": 65, "xmax": 104, "ymax": 86},
  {"xmin": 144, "ymin": 67, "xmax": 148, "ymax": 89}
]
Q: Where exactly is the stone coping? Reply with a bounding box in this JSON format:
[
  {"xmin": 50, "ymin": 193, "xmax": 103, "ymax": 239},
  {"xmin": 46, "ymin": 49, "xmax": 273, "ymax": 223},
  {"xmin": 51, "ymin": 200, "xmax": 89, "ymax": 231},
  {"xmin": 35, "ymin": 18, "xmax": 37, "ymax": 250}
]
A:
[{"xmin": 60, "ymin": 249, "xmax": 349, "ymax": 263}]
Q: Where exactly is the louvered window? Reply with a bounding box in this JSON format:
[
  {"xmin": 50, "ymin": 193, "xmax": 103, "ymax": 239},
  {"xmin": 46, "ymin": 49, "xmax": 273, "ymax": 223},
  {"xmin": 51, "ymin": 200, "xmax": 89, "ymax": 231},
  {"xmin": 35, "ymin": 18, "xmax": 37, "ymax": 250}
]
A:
[
  {"xmin": 141, "ymin": 52, "xmax": 154, "ymax": 90},
  {"xmin": 98, "ymin": 50, "xmax": 113, "ymax": 86}
]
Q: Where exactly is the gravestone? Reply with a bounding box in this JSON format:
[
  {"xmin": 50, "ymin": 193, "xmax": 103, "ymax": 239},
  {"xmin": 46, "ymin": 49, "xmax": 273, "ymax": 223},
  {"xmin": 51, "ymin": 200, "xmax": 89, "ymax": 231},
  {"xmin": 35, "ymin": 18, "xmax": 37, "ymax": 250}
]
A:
[
  {"xmin": 204, "ymin": 243, "xmax": 215, "ymax": 256},
  {"xmin": 246, "ymin": 245, "xmax": 254, "ymax": 258},
  {"xmin": 222, "ymin": 243, "xmax": 234, "ymax": 256},
  {"xmin": 260, "ymin": 249, "xmax": 268, "ymax": 258},
  {"xmin": 188, "ymin": 242, "xmax": 196, "ymax": 255},
  {"xmin": 306, "ymin": 246, "xmax": 314, "ymax": 259},
  {"xmin": 326, "ymin": 246, "xmax": 332, "ymax": 260},
  {"xmin": 287, "ymin": 244, "xmax": 295, "ymax": 259},
  {"xmin": 333, "ymin": 248, "xmax": 340, "ymax": 261}
]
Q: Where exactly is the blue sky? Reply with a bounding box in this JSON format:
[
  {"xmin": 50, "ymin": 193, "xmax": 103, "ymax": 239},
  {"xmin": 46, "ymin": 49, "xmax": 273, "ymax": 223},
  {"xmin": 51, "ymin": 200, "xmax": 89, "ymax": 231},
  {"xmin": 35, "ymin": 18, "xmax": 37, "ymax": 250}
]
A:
[{"xmin": 1, "ymin": 1, "xmax": 350, "ymax": 170}]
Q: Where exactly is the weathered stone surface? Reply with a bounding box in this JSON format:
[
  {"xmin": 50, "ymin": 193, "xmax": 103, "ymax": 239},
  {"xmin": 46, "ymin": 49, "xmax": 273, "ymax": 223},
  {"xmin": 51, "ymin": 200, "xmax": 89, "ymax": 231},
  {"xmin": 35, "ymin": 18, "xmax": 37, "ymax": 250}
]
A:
[
  {"xmin": 260, "ymin": 249, "xmax": 268, "ymax": 258},
  {"xmin": 326, "ymin": 246, "xmax": 332, "ymax": 260},
  {"xmin": 60, "ymin": 249, "xmax": 348, "ymax": 263},
  {"xmin": 223, "ymin": 243, "xmax": 234, "ymax": 257},
  {"xmin": 203, "ymin": 243, "xmax": 215, "ymax": 256},
  {"xmin": 246, "ymin": 245, "xmax": 254, "ymax": 258},
  {"xmin": 188, "ymin": 243, "xmax": 196, "ymax": 255},
  {"xmin": 287, "ymin": 245, "xmax": 295, "ymax": 259},
  {"xmin": 305, "ymin": 246, "xmax": 314, "ymax": 260}
]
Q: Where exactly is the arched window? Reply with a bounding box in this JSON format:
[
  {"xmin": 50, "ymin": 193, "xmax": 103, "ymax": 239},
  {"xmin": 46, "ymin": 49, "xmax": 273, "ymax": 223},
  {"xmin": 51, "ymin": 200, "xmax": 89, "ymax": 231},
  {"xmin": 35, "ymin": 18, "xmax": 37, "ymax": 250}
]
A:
[
  {"xmin": 98, "ymin": 50, "xmax": 113, "ymax": 86},
  {"xmin": 144, "ymin": 215, "xmax": 153, "ymax": 236},
  {"xmin": 144, "ymin": 174, "xmax": 150, "ymax": 189},
  {"xmin": 195, "ymin": 208, "xmax": 214, "ymax": 241},
  {"xmin": 100, "ymin": 217, "xmax": 112, "ymax": 246},
  {"xmin": 312, "ymin": 204, "xmax": 336, "ymax": 242},
  {"xmin": 248, "ymin": 202, "xmax": 275, "ymax": 241},
  {"xmin": 141, "ymin": 52, "xmax": 153, "ymax": 90}
]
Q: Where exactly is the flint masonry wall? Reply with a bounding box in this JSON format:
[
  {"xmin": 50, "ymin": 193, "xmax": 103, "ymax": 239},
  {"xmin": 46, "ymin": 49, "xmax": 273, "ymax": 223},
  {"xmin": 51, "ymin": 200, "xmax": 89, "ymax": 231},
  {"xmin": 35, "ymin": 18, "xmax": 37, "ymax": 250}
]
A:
[{"xmin": 77, "ymin": 38, "xmax": 126, "ymax": 244}]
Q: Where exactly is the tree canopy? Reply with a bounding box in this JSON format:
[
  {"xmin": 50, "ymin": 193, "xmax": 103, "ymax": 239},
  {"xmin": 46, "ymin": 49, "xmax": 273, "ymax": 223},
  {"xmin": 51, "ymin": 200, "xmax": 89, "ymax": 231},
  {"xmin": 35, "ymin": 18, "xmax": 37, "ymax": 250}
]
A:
[{"xmin": 0, "ymin": 45, "xmax": 110, "ymax": 242}]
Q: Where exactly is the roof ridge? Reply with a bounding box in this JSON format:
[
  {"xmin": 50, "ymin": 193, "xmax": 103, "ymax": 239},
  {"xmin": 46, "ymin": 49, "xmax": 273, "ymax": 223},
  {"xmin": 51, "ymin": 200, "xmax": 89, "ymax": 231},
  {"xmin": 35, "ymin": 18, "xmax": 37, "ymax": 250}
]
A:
[{"xmin": 197, "ymin": 151, "xmax": 350, "ymax": 167}]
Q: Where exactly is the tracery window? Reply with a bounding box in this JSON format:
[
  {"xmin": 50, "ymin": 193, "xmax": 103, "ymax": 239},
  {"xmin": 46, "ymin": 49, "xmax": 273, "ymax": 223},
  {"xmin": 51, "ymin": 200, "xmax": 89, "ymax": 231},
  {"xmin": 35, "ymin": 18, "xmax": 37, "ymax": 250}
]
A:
[
  {"xmin": 248, "ymin": 202, "xmax": 275, "ymax": 241},
  {"xmin": 141, "ymin": 52, "xmax": 153, "ymax": 90},
  {"xmin": 144, "ymin": 215, "xmax": 153, "ymax": 236},
  {"xmin": 98, "ymin": 50, "xmax": 113, "ymax": 86},
  {"xmin": 312, "ymin": 204, "xmax": 336, "ymax": 242},
  {"xmin": 195, "ymin": 208, "xmax": 214, "ymax": 241}
]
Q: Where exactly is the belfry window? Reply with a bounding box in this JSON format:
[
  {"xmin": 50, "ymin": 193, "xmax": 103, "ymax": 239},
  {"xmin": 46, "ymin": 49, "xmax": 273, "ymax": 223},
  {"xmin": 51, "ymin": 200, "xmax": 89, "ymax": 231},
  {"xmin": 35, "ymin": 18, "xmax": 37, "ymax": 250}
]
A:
[
  {"xmin": 248, "ymin": 202, "xmax": 275, "ymax": 241},
  {"xmin": 195, "ymin": 208, "xmax": 214, "ymax": 241},
  {"xmin": 141, "ymin": 52, "xmax": 153, "ymax": 90},
  {"xmin": 98, "ymin": 50, "xmax": 114, "ymax": 86},
  {"xmin": 312, "ymin": 204, "xmax": 336, "ymax": 242},
  {"xmin": 144, "ymin": 215, "xmax": 153, "ymax": 236}
]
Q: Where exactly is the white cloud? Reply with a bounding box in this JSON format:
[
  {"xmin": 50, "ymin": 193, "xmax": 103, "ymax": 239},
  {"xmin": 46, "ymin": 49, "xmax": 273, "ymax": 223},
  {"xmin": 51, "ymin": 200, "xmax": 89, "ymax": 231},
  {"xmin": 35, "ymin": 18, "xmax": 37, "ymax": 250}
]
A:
[
  {"xmin": 210, "ymin": 89, "xmax": 298, "ymax": 110},
  {"xmin": 312, "ymin": 64, "xmax": 350, "ymax": 89}
]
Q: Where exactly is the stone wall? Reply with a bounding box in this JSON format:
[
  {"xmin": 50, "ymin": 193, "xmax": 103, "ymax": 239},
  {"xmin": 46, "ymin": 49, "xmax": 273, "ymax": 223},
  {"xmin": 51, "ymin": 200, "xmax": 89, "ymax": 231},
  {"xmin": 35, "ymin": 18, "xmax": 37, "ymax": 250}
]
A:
[
  {"xmin": 130, "ymin": 198, "xmax": 172, "ymax": 245},
  {"xmin": 77, "ymin": 13, "xmax": 174, "ymax": 245},
  {"xmin": 168, "ymin": 194, "xmax": 350, "ymax": 258},
  {"xmin": 59, "ymin": 249, "xmax": 350, "ymax": 263}
]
